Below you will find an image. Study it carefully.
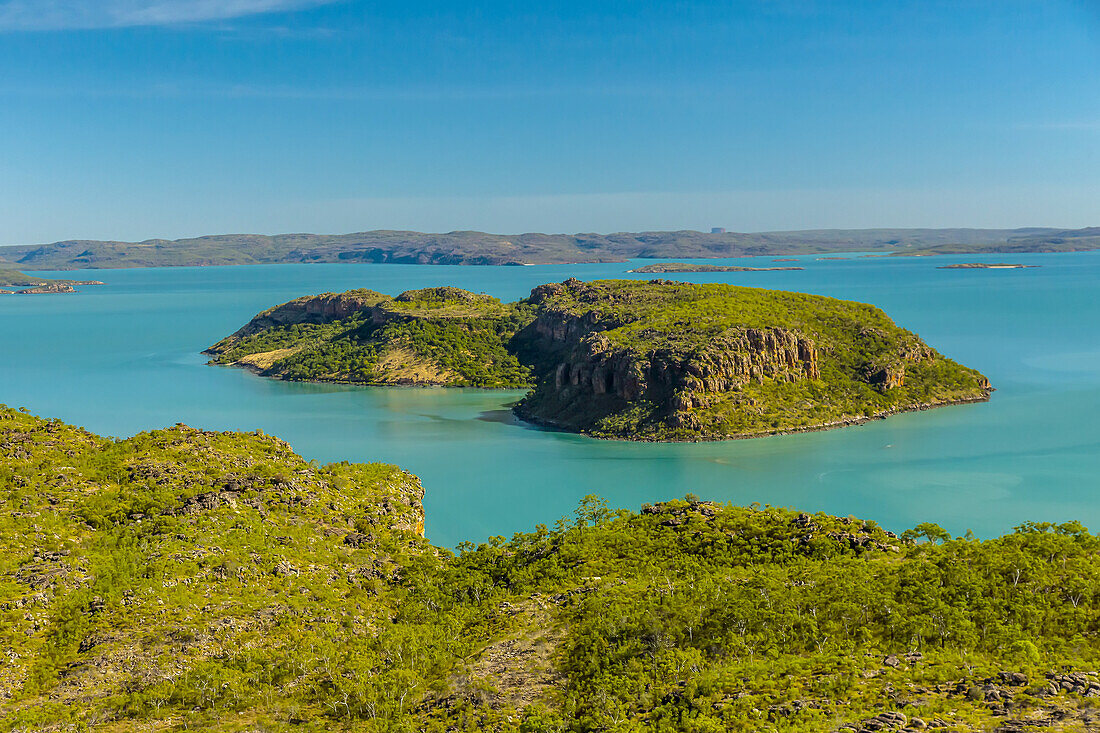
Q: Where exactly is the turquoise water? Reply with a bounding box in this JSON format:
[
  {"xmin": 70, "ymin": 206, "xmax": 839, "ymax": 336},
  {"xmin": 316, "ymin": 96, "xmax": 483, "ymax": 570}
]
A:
[{"xmin": 2, "ymin": 252, "xmax": 1097, "ymax": 546}]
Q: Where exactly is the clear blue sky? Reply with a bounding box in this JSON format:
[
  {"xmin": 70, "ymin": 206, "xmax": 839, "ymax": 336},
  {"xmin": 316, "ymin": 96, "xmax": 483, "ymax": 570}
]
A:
[{"xmin": 1, "ymin": 0, "xmax": 1098, "ymax": 244}]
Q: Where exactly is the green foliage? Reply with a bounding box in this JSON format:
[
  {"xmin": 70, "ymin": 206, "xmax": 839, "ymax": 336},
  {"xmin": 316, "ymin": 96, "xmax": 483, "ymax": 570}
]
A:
[
  {"xmin": 0, "ymin": 268, "xmax": 101, "ymax": 289},
  {"xmin": 0, "ymin": 269, "xmax": 50, "ymax": 287},
  {"xmin": 517, "ymin": 279, "xmax": 991, "ymax": 440},
  {"xmin": 208, "ymin": 290, "xmax": 534, "ymax": 388},
  {"xmin": 3, "ymin": 407, "xmax": 1100, "ymax": 732},
  {"xmin": 209, "ymin": 280, "xmax": 990, "ymax": 442}
]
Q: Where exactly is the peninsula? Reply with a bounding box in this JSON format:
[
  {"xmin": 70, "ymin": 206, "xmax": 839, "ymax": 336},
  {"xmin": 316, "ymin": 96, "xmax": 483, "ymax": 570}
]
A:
[
  {"xmin": 2, "ymin": 405, "xmax": 1098, "ymax": 732},
  {"xmin": 627, "ymin": 262, "xmax": 803, "ymax": 273},
  {"xmin": 0, "ymin": 268, "xmax": 104, "ymax": 294},
  {"xmin": 208, "ymin": 279, "xmax": 992, "ymax": 441}
]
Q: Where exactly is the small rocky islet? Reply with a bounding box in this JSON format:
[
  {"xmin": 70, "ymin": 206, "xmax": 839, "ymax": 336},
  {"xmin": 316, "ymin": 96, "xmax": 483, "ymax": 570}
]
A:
[
  {"xmin": 627, "ymin": 262, "xmax": 803, "ymax": 272},
  {"xmin": 207, "ymin": 278, "xmax": 992, "ymax": 441},
  {"xmin": 937, "ymin": 263, "xmax": 1039, "ymax": 270}
]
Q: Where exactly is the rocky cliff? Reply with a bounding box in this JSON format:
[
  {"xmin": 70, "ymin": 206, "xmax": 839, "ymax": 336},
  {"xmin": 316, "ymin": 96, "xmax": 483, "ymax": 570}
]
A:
[
  {"xmin": 514, "ymin": 278, "xmax": 992, "ymax": 440},
  {"xmin": 219, "ymin": 289, "xmax": 389, "ymax": 341},
  {"xmin": 210, "ymin": 278, "xmax": 992, "ymax": 440}
]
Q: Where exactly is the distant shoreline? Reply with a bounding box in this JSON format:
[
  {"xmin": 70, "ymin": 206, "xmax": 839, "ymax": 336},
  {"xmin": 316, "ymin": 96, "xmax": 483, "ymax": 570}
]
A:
[
  {"xmin": 627, "ymin": 262, "xmax": 803, "ymax": 273},
  {"xmin": 936, "ymin": 263, "xmax": 1039, "ymax": 270},
  {"xmin": 0, "ymin": 226, "xmax": 1095, "ymax": 271}
]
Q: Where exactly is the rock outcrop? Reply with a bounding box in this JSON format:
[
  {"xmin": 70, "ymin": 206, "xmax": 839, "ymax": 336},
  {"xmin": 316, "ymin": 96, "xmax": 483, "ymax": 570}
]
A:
[
  {"xmin": 538, "ymin": 323, "xmax": 819, "ymax": 424},
  {"xmin": 211, "ymin": 278, "xmax": 992, "ymax": 440},
  {"xmin": 513, "ymin": 278, "xmax": 992, "ymax": 439},
  {"xmin": 223, "ymin": 289, "xmax": 388, "ymax": 339},
  {"xmin": 16, "ymin": 283, "xmax": 77, "ymax": 294}
]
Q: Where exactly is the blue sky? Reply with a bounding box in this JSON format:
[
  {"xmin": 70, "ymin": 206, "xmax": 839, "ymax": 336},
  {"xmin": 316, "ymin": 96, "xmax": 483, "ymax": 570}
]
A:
[{"xmin": 0, "ymin": 0, "xmax": 1098, "ymax": 243}]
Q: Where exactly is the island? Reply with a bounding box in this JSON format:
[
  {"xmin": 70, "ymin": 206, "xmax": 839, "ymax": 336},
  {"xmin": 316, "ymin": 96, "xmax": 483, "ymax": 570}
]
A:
[
  {"xmin": 937, "ymin": 262, "xmax": 1039, "ymax": 270},
  {"xmin": 208, "ymin": 278, "xmax": 992, "ymax": 441},
  {"xmin": 627, "ymin": 262, "xmax": 803, "ymax": 273},
  {"xmin": 2, "ymin": 404, "xmax": 1099, "ymax": 732},
  {"xmin": 0, "ymin": 268, "xmax": 104, "ymax": 294}
]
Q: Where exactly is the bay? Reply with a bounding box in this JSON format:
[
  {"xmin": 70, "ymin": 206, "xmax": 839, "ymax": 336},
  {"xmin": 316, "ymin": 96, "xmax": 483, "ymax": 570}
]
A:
[{"xmin": 2, "ymin": 251, "xmax": 1097, "ymax": 546}]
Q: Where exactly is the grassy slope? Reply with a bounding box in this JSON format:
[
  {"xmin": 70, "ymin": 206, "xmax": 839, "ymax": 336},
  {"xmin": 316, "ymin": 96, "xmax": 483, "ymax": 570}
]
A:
[
  {"xmin": 209, "ymin": 280, "xmax": 989, "ymax": 439},
  {"xmin": 2, "ymin": 406, "xmax": 1100, "ymax": 732},
  {"xmin": 0, "ymin": 269, "xmax": 102, "ymax": 288},
  {"xmin": 518, "ymin": 280, "xmax": 991, "ymax": 440},
  {"xmin": 2, "ymin": 227, "xmax": 1093, "ymax": 270},
  {"xmin": 208, "ymin": 288, "xmax": 534, "ymax": 388},
  {"xmin": 0, "ymin": 269, "xmax": 50, "ymax": 287}
]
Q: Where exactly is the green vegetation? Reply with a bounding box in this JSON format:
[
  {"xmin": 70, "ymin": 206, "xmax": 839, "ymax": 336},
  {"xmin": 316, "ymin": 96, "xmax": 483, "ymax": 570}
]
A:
[
  {"xmin": 0, "ymin": 269, "xmax": 51, "ymax": 287},
  {"xmin": 513, "ymin": 279, "xmax": 990, "ymax": 440},
  {"xmin": 206, "ymin": 287, "xmax": 533, "ymax": 388},
  {"xmin": 1, "ymin": 227, "xmax": 1095, "ymax": 270},
  {"xmin": 2, "ymin": 405, "xmax": 1099, "ymax": 732},
  {"xmin": 210, "ymin": 280, "xmax": 991, "ymax": 440},
  {"xmin": 0, "ymin": 268, "xmax": 103, "ymax": 292}
]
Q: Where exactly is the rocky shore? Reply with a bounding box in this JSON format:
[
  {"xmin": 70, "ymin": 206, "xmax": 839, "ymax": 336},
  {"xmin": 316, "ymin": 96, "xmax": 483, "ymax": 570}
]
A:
[
  {"xmin": 0, "ymin": 268, "xmax": 104, "ymax": 293},
  {"xmin": 211, "ymin": 278, "xmax": 992, "ymax": 441},
  {"xmin": 937, "ymin": 263, "xmax": 1039, "ymax": 269},
  {"xmin": 627, "ymin": 262, "xmax": 803, "ymax": 273}
]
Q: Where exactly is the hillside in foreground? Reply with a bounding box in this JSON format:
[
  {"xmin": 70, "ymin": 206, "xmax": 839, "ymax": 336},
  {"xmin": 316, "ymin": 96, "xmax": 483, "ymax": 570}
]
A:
[
  {"xmin": 0, "ymin": 226, "xmax": 1094, "ymax": 270},
  {"xmin": 208, "ymin": 279, "xmax": 992, "ymax": 441},
  {"xmin": 2, "ymin": 406, "xmax": 1100, "ymax": 732}
]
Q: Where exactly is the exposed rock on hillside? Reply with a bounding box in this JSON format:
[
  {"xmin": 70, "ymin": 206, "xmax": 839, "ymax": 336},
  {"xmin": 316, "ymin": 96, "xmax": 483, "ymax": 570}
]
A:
[
  {"xmin": 210, "ymin": 278, "xmax": 992, "ymax": 440},
  {"xmin": 226, "ymin": 289, "xmax": 389, "ymax": 338},
  {"xmin": 0, "ymin": 268, "xmax": 104, "ymax": 293},
  {"xmin": 512, "ymin": 279, "xmax": 991, "ymax": 440},
  {"xmin": 206, "ymin": 287, "xmax": 531, "ymax": 387}
]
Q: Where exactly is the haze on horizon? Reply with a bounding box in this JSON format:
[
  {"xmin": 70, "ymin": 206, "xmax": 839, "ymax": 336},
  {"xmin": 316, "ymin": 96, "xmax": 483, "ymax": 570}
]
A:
[{"xmin": 1, "ymin": 0, "xmax": 1098, "ymax": 246}]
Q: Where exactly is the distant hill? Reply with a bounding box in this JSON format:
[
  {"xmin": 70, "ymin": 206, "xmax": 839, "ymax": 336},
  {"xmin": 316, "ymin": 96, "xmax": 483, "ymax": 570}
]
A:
[
  {"xmin": 0, "ymin": 226, "xmax": 1091, "ymax": 270},
  {"xmin": 892, "ymin": 227, "xmax": 1100, "ymax": 256}
]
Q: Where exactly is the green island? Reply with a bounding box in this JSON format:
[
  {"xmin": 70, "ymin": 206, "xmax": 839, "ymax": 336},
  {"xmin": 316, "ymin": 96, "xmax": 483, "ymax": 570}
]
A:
[
  {"xmin": 2, "ymin": 405, "xmax": 1099, "ymax": 732},
  {"xmin": 0, "ymin": 268, "xmax": 104, "ymax": 294},
  {"xmin": 206, "ymin": 287, "xmax": 534, "ymax": 388},
  {"xmin": 627, "ymin": 263, "xmax": 803, "ymax": 273},
  {"xmin": 0, "ymin": 227, "xmax": 1096, "ymax": 270},
  {"xmin": 208, "ymin": 279, "xmax": 991, "ymax": 441}
]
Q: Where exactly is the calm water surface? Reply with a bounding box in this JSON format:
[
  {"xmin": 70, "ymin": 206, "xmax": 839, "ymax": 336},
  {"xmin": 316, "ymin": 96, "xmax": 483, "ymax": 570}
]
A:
[{"xmin": 2, "ymin": 252, "xmax": 1097, "ymax": 545}]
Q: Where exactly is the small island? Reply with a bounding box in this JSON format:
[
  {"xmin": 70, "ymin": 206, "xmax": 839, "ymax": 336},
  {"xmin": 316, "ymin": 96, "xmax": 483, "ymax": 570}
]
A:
[
  {"xmin": 0, "ymin": 268, "xmax": 104, "ymax": 294},
  {"xmin": 209, "ymin": 279, "xmax": 992, "ymax": 441},
  {"xmin": 627, "ymin": 262, "xmax": 803, "ymax": 273},
  {"xmin": 937, "ymin": 262, "xmax": 1039, "ymax": 270}
]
